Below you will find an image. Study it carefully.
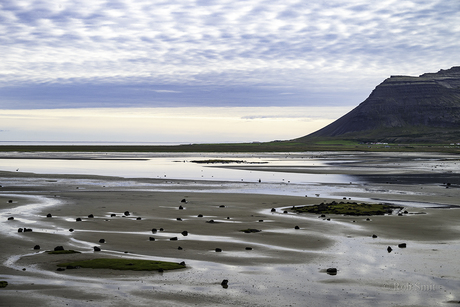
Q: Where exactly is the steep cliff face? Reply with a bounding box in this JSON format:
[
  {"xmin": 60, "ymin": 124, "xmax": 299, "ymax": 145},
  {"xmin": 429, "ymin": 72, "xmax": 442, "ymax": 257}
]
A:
[{"xmin": 300, "ymin": 66, "xmax": 460, "ymax": 143}]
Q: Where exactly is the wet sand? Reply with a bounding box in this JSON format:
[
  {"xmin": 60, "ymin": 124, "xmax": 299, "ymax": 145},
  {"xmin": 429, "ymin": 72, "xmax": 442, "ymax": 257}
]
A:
[{"xmin": 1, "ymin": 152, "xmax": 460, "ymax": 306}]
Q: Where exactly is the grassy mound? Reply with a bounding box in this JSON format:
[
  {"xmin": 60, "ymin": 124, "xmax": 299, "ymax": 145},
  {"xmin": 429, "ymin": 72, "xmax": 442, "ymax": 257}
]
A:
[
  {"xmin": 57, "ymin": 258, "xmax": 186, "ymax": 271},
  {"xmin": 48, "ymin": 250, "xmax": 81, "ymax": 254},
  {"xmin": 291, "ymin": 201, "xmax": 403, "ymax": 216}
]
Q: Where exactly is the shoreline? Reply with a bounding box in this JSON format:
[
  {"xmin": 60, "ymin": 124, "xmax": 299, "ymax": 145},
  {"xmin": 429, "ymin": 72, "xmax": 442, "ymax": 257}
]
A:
[{"xmin": 1, "ymin": 152, "xmax": 460, "ymax": 306}]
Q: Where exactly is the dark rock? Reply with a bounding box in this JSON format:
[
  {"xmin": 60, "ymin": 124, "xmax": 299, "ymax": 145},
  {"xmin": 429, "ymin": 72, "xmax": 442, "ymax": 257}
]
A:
[
  {"xmin": 366, "ymin": 218, "xmax": 371, "ymax": 221},
  {"xmin": 181, "ymin": 231, "xmax": 188, "ymax": 236},
  {"xmin": 159, "ymin": 228, "xmax": 164, "ymax": 231},
  {"xmin": 111, "ymin": 214, "xmax": 116, "ymax": 217},
  {"xmin": 206, "ymin": 219, "xmax": 215, "ymax": 223},
  {"xmin": 149, "ymin": 237, "xmax": 156, "ymax": 241},
  {"xmin": 271, "ymin": 208, "xmax": 276, "ymax": 212},
  {"xmin": 56, "ymin": 268, "xmax": 66, "ymax": 271},
  {"xmin": 93, "ymin": 246, "xmax": 101, "ymax": 252},
  {"xmin": 243, "ymin": 229, "xmax": 261, "ymax": 233},
  {"xmin": 54, "ymin": 246, "xmax": 64, "ymax": 251},
  {"xmin": 179, "ymin": 205, "xmax": 184, "ymax": 210},
  {"xmin": 294, "ymin": 226, "xmax": 300, "ymax": 229},
  {"xmin": 320, "ymin": 214, "xmax": 326, "ymax": 218},
  {"xmin": 221, "ymin": 279, "xmax": 228, "ymax": 288},
  {"xmin": 179, "ymin": 261, "xmax": 186, "ymax": 266},
  {"xmin": 176, "ymin": 218, "xmax": 182, "ymax": 221},
  {"xmin": 8, "ymin": 200, "xmax": 13, "ymax": 203},
  {"xmin": 33, "ymin": 245, "xmax": 40, "ymax": 250},
  {"xmin": 88, "ymin": 214, "xmax": 94, "ymax": 218},
  {"xmin": 124, "ymin": 211, "xmax": 130, "ymax": 216},
  {"xmin": 158, "ymin": 268, "xmax": 164, "ymax": 273},
  {"xmin": 245, "ymin": 247, "xmax": 253, "ymax": 250},
  {"xmin": 219, "ymin": 205, "xmax": 225, "ymax": 208},
  {"xmin": 387, "ymin": 246, "xmax": 393, "ymax": 253},
  {"xmin": 151, "ymin": 228, "xmax": 157, "ymax": 233},
  {"xmin": 197, "ymin": 214, "xmax": 203, "ymax": 217},
  {"xmin": 69, "ymin": 228, "xmax": 74, "ymax": 232},
  {"xmin": 398, "ymin": 243, "xmax": 407, "ymax": 248},
  {"xmin": 181, "ymin": 199, "xmax": 187, "ymax": 203},
  {"xmin": 24, "ymin": 228, "xmax": 32, "ymax": 232},
  {"xmin": 372, "ymin": 234, "xmax": 378, "ymax": 238},
  {"xmin": 326, "ymin": 268, "xmax": 337, "ymax": 275},
  {"xmin": 46, "ymin": 213, "xmax": 52, "ymax": 218},
  {"xmin": 215, "ymin": 248, "xmax": 222, "ymax": 252},
  {"xmin": 170, "ymin": 237, "xmax": 178, "ymax": 241},
  {"xmin": 7, "ymin": 217, "xmax": 14, "ymax": 220},
  {"xmin": 178, "ymin": 246, "xmax": 183, "ymax": 250},
  {"xmin": 283, "ymin": 211, "xmax": 288, "ymax": 214},
  {"xmin": 18, "ymin": 228, "xmax": 23, "ymax": 232},
  {"xmin": 99, "ymin": 239, "xmax": 105, "ymax": 243},
  {"xmin": 76, "ymin": 218, "xmax": 82, "ymax": 222},
  {"xmin": 136, "ymin": 217, "xmax": 141, "ymax": 220},
  {"xmin": 258, "ymin": 220, "xmax": 264, "ymax": 222}
]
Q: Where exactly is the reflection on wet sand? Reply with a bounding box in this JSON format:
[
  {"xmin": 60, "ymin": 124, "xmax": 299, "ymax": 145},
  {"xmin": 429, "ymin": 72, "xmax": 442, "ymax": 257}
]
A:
[{"xmin": 1, "ymin": 151, "xmax": 460, "ymax": 306}]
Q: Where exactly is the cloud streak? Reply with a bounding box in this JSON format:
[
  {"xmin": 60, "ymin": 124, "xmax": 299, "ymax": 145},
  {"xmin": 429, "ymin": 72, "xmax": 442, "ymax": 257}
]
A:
[{"xmin": 0, "ymin": 0, "xmax": 458, "ymax": 109}]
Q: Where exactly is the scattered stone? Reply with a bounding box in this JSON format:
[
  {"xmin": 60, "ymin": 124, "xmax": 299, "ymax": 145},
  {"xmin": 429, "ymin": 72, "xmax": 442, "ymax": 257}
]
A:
[
  {"xmin": 178, "ymin": 246, "xmax": 183, "ymax": 250},
  {"xmin": 136, "ymin": 217, "xmax": 142, "ymax": 220},
  {"xmin": 258, "ymin": 219, "xmax": 264, "ymax": 222},
  {"xmin": 320, "ymin": 214, "xmax": 326, "ymax": 218},
  {"xmin": 24, "ymin": 228, "xmax": 32, "ymax": 232},
  {"xmin": 99, "ymin": 239, "xmax": 105, "ymax": 243},
  {"xmin": 215, "ymin": 248, "xmax": 222, "ymax": 252},
  {"xmin": 54, "ymin": 246, "xmax": 64, "ymax": 251},
  {"xmin": 93, "ymin": 246, "xmax": 101, "ymax": 252},
  {"xmin": 197, "ymin": 214, "xmax": 203, "ymax": 217},
  {"xmin": 69, "ymin": 229, "xmax": 74, "ymax": 232},
  {"xmin": 226, "ymin": 217, "xmax": 230, "ymax": 219},
  {"xmin": 152, "ymin": 228, "xmax": 157, "ymax": 233},
  {"xmin": 111, "ymin": 214, "xmax": 116, "ymax": 217},
  {"xmin": 366, "ymin": 218, "xmax": 371, "ymax": 221},
  {"xmin": 181, "ymin": 199, "xmax": 187, "ymax": 203},
  {"xmin": 56, "ymin": 268, "xmax": 66, "ymax": 271},
  {"xmin": 245, "ymin": 247, "xmax": 253, "ymax": 250},
  {"xmin": 181, "ymin": 231, "xmax": 188, "ymax": 236},
  {"xmin": 372, "ymin": 234, "xmax": 378, "ymax": 238},
  {"xmin": 242, "ymin": 229, "xmax": 261, "ymax": 233},
  {"xmin": 219, "ymin": 205, "xmax": 225, "ymax": 208},
  {"xmin": 179, "ymin": 261, "xmax": 186, "ymax": 266},
  {"xmin": 283, "ymin": 211, "xmax": 288, "ymax": 214},
  {"xmin": 294, "ymin": 226, "xmax": 300, "ymax": 229},
  {"xmin": 34, "ymin": 245, "xmax": 40, "ymax": 250},
  {"xmin": 18, "ymin": 228, "xmax": 23, "ymax": 232},
  {"xmin": 326, "ymin": 268, "xmax": 337, "ymax": 275},
  {"xmin": 206, "ymin": 220, "xmax": 215, "ymax": 223},
  {"xmin": 158, "ymin": 268, "xmax": 164, "ymax": 273},
  {"xmin": 398, "ymin": 243, "xmax": 407, "ymax": 248},
  {"xmin": 179, "ymin": 205, "xmax": 184, "ymax": 210},
  {"xmin": 46, "ymin": 213, "xmax": 52, "ymax": 218},
  {"xmin": 271, "ymin": 208, "xmax": 276, "ymax": 212},
  {"xmin": 76, "ymin": 218, "xmax": 82, "ymax": 222},
  {"xmin": 149, "ymin": 237, "xmax": 156, "ymax": 241},
  {"xmin": 7, "ymin": 217, "xmax": 14, "ymax": 220},
  {"xmin": 387, "ymin": 246, "xmax": 393, "ymax": 253},
  {"xmin": 176, "ymin": 217, "xmax": 182, "ymax": 221},
  {"xmin": 124, "ymin": 211, "xmax": 130, "ymax": 216},
  {"xmin": 221, "ymin": 279, "xmax": 228, "ymax": 288},
  {"xmin": 170, "ymin": 237, "xmax": 178, "ymax": 241},
  {"xmin": 8, "ymin": 200, "xmax": 13, "ymax": 203},
  {"xmin": 159, "ymin": 228, "xmax": 164, "ymax": 231},
  {"xmin": 88, "ymin": 214, "xmax": 94, "ymax": 218}
]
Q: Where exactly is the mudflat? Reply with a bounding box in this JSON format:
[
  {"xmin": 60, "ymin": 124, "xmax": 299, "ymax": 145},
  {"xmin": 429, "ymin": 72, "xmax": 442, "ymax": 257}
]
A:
[{"xmin": 0, "ymin": 151, "xmax": 459, "ymax": 306}]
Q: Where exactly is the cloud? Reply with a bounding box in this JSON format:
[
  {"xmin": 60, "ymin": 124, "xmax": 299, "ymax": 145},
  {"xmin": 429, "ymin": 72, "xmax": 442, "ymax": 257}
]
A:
[{"xmin": 0, "ymin": 0, "xmax": 458, "ymax": 108}]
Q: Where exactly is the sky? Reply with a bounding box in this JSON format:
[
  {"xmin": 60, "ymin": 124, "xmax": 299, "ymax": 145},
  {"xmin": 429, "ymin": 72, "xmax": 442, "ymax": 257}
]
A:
[{"xmin": 0, "ymin": 0, "xmax": 459, "ymax": 143}]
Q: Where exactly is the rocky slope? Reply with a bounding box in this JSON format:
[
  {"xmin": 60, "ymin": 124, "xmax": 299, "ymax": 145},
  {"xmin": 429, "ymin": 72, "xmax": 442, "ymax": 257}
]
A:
[{"xmin": 298, "ymin": 66, "xmax": 460, "ymax": 143}]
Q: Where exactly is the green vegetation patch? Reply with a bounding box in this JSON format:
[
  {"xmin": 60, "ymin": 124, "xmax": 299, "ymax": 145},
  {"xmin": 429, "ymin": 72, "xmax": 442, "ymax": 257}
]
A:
[
  {"xmin": 57, "ymin": 258, "xmax": 186, "ymax": 271},
  {"xmin": 48, "ymin": 250, "xmax": 81, "ymax": 254},
  {"xmin": 0, "ymin": 281, "xmax": 8, "ymax": 288},
  {"xmin": 191, "ymin": 159, "xmax": 247, "ymax": 164},
  {"xmin": 240, "ymin": 228, "xmax": 262, "ymax": 233},
  {"xmin": 291, "ymin": 201, "xmax": 403, "ymax": 216}
]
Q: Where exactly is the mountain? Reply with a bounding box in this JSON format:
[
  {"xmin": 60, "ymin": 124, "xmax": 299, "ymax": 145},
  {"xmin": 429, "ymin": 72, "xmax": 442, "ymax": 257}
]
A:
[{"xmin": 297, "ymin": 66, "xmax": 460, "ymax": 143}]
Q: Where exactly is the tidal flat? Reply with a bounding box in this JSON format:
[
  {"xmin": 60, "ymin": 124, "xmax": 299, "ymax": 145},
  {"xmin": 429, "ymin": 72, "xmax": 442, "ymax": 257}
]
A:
[{"xmin": 0, "ymin": 151, "xmax": 459, "ymax": 306}]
